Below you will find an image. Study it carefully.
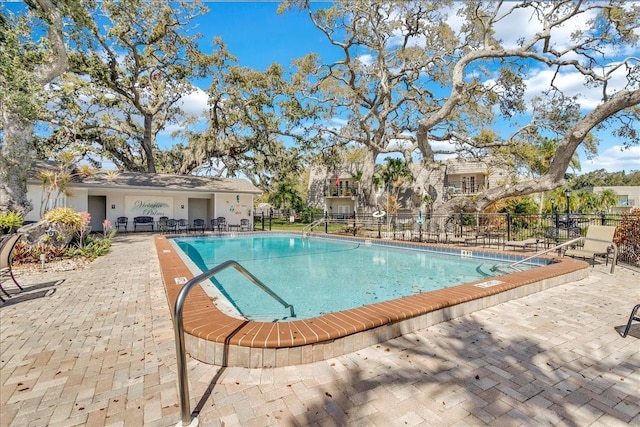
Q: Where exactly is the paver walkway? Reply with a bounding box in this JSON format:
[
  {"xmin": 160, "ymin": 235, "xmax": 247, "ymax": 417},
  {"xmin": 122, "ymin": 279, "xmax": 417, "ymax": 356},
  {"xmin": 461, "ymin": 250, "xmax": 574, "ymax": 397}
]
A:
[{"xmin": 1, "ymin": 234, "xmax": 638, "ymax": 426}]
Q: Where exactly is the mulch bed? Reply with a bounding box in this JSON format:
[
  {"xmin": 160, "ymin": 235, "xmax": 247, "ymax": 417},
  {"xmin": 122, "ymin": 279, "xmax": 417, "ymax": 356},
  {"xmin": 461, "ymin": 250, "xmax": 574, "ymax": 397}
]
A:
[{"xmin": 13, "ymin": 258, "xmax": 92, "ymax": 275}]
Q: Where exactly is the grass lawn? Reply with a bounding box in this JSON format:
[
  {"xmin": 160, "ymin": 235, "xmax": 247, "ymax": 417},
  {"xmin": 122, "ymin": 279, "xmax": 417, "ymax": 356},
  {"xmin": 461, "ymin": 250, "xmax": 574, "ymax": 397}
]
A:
[{"xmin": 259, "ymin": 218, "xmax": 346, "ymax": 233}]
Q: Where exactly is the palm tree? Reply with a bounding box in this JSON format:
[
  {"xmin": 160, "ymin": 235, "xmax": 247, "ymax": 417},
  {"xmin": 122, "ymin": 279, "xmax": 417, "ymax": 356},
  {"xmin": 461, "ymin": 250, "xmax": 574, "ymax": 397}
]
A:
[
  {"xmin": 373, "ymin": 158, "xmax": 413, "ymax": 203},
  {"xmin": 598, "ymin": 189, "xmax": 619, "ymax": 212},
  {"xmin": 268, "ymin": 181, "xmax": 302, "ymax": 213},
  {"xmin": 577, "ymin": 190, "xmax": 600, "ymax": 213}
]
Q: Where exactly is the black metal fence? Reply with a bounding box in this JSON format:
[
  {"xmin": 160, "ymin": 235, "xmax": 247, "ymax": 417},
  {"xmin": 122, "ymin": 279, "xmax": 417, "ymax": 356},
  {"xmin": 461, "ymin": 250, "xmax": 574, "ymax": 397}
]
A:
[{"xmin": 301, "ymin": 211, "xmax": 639, "ymax": 268}]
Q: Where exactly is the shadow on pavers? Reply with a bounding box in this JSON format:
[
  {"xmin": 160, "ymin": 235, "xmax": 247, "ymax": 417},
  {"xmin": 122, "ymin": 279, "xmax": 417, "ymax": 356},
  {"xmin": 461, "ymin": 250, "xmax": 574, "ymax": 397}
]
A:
[{"xmin": 0, "ymin": 279, "xmax": 63, "ymax": 307}]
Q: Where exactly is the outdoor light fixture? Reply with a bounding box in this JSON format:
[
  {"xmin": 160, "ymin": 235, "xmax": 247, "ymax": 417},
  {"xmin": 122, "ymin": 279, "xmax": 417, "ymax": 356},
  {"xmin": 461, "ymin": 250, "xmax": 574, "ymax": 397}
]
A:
[
  {"xmin": 181, "ymin": 204, "xmax": 184, "ymax": 209},
  {"xmin": 565, "ymin": 189, "xmax": 571, "ymax": 215},
  {"xmin": 111, "ymin": 204, "xmax": 116, "ymax": 209}
]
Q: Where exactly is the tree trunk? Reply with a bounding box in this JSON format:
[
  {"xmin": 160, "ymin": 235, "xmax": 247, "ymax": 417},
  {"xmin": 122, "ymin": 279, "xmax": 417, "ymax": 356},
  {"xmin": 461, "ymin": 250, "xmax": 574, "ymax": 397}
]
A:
[
  {"xmin": 142, "ymin": 113, "xmax": 156, "ymax": 173},
  {"xmin": 359, "ymin": 149, "xmax": 378, "ymax": 211},
  {"xmin": 0, "ymin": 0, "xmax": 70, "ymax": 214},
  {"xmin": 0, "ymin": 110, "xmax": 35, "ymax": 214}
]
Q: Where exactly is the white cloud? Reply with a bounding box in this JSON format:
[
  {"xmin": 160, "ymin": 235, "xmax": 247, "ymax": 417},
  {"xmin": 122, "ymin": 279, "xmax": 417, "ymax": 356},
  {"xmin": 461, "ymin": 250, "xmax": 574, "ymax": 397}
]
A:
[
  {"xmin": 580, "ymin": 145, "xmax": 640, "ymax": 173},
  {"xmin": 357, "ymin": 54, "xmax": 374, "ymax": 67},
  {"xmin": 155, "ymin": 87, "xmax": 209, "ymax": 137},
  {"xmin": 492, "ymin": 3, "xmax": 599, "ymax": 53},
  {"xmin": 178, "ymin": 87, "xmax": 209, "ymax": 116}
]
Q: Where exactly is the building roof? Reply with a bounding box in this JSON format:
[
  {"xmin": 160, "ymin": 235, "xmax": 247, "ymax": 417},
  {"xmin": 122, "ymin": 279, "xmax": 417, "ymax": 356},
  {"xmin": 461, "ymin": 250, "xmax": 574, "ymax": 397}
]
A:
[
  {"xmin": 29, "ymin": 161, "xmax": 262, "ymax": 195},
  {"xmin": 444, "ymin": 158, "xmax": 489, "ymax": 175}
]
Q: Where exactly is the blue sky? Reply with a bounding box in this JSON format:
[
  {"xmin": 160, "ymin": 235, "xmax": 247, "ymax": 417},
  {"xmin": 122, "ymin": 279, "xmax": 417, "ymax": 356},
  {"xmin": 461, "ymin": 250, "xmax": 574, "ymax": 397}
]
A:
[
  {"xmin": 174, "ymin": 1, "xmax": 640, "ymax": 175},
  {"xmin": 6, "ymin": 0, "xmax": 639, "ymax": 174},
  {"xmin": 197, "ymin": 2, "xmax": 334, "ymax": 71}
]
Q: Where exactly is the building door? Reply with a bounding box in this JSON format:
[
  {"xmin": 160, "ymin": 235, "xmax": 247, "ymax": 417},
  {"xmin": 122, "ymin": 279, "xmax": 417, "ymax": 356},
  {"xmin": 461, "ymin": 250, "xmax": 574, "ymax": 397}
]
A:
[
  {"xmin": 188, "ymin": 198, "xmax": 209, "ymax": 224},
  {"xmin": 88, "ymin": 196, "xmax": 106, "ymax": 232},
  {"xmin": 337, "ymin": 204, "xmax": 352, "ymax": 218}
]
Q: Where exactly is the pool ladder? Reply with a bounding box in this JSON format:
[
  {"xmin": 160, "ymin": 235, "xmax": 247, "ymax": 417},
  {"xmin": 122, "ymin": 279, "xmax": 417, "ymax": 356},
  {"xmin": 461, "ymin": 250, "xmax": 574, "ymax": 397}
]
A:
[
  {"xmin": 173, "ymin": 260, "xmax": 295, "ymax": 427},
  {"xmin": 302, "ymin": 218, "xmax": 325, "ymax": 237}
]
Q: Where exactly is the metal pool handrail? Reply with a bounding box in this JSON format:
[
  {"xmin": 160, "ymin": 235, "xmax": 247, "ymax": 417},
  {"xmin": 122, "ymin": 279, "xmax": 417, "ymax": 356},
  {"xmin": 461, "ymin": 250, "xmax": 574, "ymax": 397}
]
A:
[
  {"xmin": 507, "ymin": 237, "xmax": 583, "ymax": 270},
  {"xmin": 302, "ymin": 218, "xmax": 325, "ymax": 236},
  {"xmin": 173, "ymin": 260, "xmax": 295, "ymax": 426}
]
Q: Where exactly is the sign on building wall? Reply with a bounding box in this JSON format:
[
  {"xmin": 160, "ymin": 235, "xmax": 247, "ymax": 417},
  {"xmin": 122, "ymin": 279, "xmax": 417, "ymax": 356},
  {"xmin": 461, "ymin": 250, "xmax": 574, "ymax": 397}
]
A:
[
  {"xmin": 221, "ymin": 194, "xmax": 251, "ymax": 217},
  {"xmin": 125, "ymin": 196, "xmax": 173, "ymax": 218}
]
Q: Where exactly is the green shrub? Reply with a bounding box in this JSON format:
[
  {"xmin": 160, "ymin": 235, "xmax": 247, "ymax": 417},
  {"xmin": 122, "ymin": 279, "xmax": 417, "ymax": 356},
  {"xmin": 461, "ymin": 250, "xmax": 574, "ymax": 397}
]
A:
[
  {"xmin": 43, "ymin": 207, "xmax": 84, "ymax": 231},
  {"xmin": 65, "ymin": 235, "xmax": 112, "ymax": 260},
  {"xmin": 0, "ymin": 211, "xmax": 24, "ymax": 233},
  {"xmin": 299, "ymin": 206, "xmax": 323, "ymax": 223}
]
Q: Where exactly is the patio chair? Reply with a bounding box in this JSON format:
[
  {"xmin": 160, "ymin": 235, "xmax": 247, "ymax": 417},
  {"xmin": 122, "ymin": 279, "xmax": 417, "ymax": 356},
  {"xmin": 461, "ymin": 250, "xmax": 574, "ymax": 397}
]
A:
[
  {"xmin": 193, "ymin": 219, "xmax": 206, "ymax": 233},
  {"xmin": 166, "ymin": 219, "xmax": 177, "ymax": 233},
  {"xmin": 465, "ymin": 226, "xmax": 488, "ymax": 246},
  {"xmin": 116, "ymin": 216, "xmax": 128, "ymax": 232},
  {"xmin": 424, "ymin": 223, "xmax": 443, "ymax": 243},
  {"xmin": 216, "ymin": 217, "xmax": 227, "ymax": 232},
  {"xmin": 240, "ymin": 218, "xmax": 250, "ymax": 231},
  {"xmin": 157, "ymin": 216, "xmax": 169, "ymax": 233},
  {"xmin": 210, "ymin": 218, "xmax": 218, "ymax": 231},
  {"xmin": 444, "ymin": 222, "xmax": 467, "ymax": 245},
  {"xmin": 177, "ymin": 219, "xmax": 189, "ymax": 233},
  {"xmin": 622, "ymin": 304, "xmax": 640, "ymax": 338},
  {"xmin": 0, "ymin": 234, "xmax": 24, "ymax": 302},
  {"xmin": 564, "ymin": 225, "xmax": 617, "ymax": 267}
]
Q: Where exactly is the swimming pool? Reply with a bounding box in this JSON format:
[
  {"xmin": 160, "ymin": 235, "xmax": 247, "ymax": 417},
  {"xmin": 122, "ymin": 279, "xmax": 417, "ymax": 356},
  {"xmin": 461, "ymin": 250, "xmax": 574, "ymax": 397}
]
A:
[
  {"xmin": 172, "ymin": 234, "xmax": 538, "ymax": 321},
  {"xmin": 156, "ymin": 232, "xmax": 588, "ymax": 367}
]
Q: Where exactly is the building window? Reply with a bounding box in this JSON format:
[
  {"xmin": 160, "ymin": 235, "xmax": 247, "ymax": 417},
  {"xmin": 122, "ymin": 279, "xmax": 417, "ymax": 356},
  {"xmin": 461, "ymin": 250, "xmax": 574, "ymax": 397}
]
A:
[{"xmin": 462, "ymin": 176, "xmax": 476, "ymax": 194}]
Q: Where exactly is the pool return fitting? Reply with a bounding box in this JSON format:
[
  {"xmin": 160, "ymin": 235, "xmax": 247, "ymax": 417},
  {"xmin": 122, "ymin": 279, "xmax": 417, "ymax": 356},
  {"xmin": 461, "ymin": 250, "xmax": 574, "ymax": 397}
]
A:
[{"xmin": 173, "ymin": 260, "xmax": 295, "ymax": 427}]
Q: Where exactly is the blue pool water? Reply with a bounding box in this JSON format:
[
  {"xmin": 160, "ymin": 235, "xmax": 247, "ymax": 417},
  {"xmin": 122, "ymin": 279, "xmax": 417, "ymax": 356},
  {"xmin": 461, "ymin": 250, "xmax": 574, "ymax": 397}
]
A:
[{"xmin": 172, "ymin": 234, "xmax": 537, "ymax": 321}]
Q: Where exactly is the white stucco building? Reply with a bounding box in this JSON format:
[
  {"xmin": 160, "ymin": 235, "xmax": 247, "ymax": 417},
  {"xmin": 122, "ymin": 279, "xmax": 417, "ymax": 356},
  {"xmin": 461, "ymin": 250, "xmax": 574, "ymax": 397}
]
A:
[{"xmin": 26, "ymin": 162, "xmax": 262, "ymax": 232}]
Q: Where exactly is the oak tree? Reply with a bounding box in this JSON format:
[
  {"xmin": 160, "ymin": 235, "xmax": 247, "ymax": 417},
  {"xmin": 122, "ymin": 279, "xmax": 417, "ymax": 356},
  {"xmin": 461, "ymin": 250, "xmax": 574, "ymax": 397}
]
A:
[{"xmin": 281, "ymin": 0, "xmax": 640, "ymax": 214}]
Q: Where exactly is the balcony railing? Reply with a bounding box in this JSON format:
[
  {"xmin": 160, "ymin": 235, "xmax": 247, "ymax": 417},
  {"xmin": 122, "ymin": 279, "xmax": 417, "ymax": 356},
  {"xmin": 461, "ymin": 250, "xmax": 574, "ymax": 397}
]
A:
[
  {"xmin": 445, "ymin": 181, "xmax": 486, "ymax": 196},
  {"xmin": 325, "ymin": 188, "xmax": 358, "ymax": 197}
]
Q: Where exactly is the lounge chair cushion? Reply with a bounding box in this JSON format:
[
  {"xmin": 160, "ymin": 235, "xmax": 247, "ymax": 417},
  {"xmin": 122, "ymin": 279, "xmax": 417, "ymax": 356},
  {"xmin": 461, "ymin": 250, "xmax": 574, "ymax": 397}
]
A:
[
  {"xmin": 504, "ymin": 238, "xmax": 539, "ymax": 250},
  {"xmin": 565, "ymin": 225, "xmax": 616, "ymax": 266}
]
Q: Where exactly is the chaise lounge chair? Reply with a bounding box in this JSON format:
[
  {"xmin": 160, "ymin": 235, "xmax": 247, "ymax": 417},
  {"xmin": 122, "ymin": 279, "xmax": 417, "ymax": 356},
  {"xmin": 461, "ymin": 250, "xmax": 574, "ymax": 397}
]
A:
[
  {"xmin": 0, "ymin": 234, "xmax": 24, "ymax": 302},
  {"xmin": 503, "ymin": 238, "xmax": 540, "ymax": 251},
  {"xmin": 564, "ymin": 225, "xmax": 617, "ymax": 267}
]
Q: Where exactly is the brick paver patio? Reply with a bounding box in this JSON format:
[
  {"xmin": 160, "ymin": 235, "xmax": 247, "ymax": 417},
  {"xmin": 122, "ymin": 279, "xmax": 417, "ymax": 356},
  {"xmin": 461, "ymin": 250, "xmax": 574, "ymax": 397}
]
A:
[{"xmin": 1, "ymin": 234, "xmax": 638, "ymax": 426}]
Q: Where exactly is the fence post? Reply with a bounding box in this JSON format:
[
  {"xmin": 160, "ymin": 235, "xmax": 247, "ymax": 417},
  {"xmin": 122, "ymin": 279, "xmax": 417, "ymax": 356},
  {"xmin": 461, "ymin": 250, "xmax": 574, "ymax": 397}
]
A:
[
  {"xmin": 506, "ymin": 212, "xmax": 511, "ymax": 242},
  {"xmin": 459, "ymin": 212, "xmax": 464, "ymax": 237},
  {"xmin": 554, "ymin": 210, "xmax": 560, "ymax": 245},
  {"xmin": 325, "ymin": 211, "xmax": 328, "ymax": 234},
  {"xmin": 601, "ymin": 210, "xmax": 606, "ymax": 225},
  {"xmin": 269, "ymin": 209, "xmax": 272, "ymax": 231},
  {"xmin": 353, "ymin": 211, "xmax": 357, "ymax": 236}
]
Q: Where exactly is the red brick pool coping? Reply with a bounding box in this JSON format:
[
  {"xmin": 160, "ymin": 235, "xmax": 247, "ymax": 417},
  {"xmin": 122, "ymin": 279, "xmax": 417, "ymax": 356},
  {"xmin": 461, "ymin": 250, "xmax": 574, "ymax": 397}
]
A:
[{"xmin": 155, "ymin": 233, "xmax": 589, "ymax": 368}]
